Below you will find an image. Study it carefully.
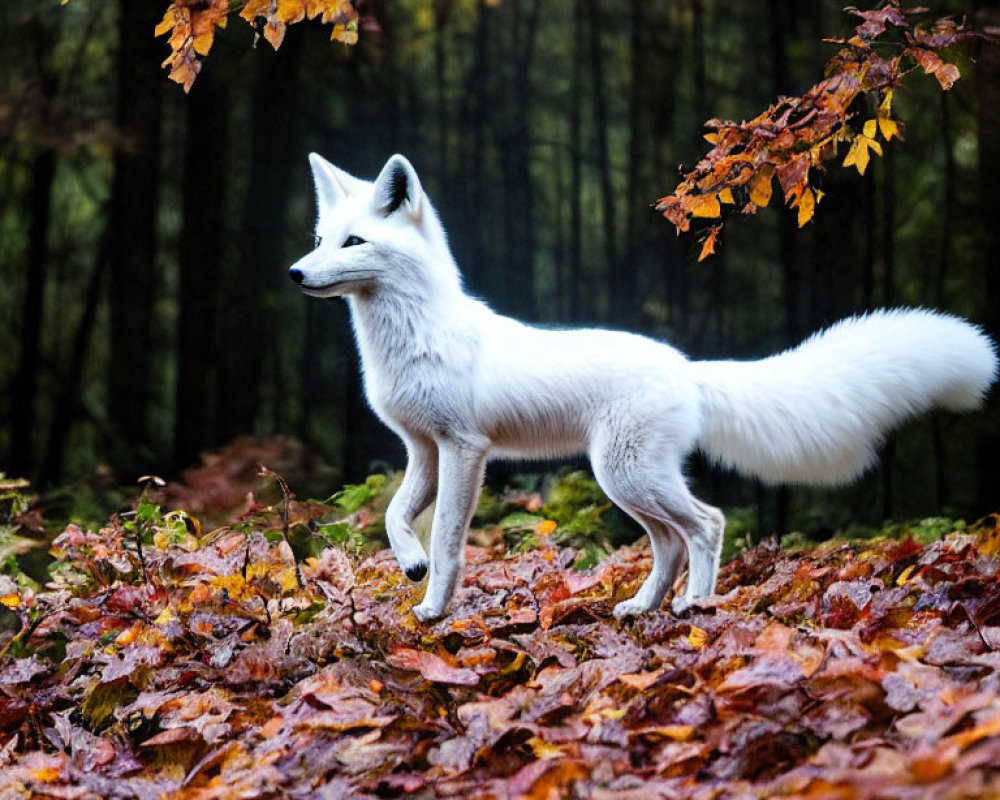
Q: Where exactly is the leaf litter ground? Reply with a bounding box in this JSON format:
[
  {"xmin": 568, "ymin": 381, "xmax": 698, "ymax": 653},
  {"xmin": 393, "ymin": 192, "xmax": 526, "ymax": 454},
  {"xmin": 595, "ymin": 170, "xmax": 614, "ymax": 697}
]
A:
[{"xmin": 2, "ymin": 475, "xmax": 1000, "ymax": 799}]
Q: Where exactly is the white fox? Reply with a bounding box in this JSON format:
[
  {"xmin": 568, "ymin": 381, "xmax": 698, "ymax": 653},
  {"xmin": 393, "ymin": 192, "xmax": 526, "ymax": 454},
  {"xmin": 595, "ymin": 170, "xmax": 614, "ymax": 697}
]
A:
[{"xmin": 289, "ymin": 153, "xmax": 998, "ymax": 622}]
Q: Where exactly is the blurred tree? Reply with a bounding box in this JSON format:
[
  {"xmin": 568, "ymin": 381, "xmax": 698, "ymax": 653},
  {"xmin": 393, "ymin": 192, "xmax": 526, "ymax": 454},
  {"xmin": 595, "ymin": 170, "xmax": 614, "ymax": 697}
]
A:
[
  {"xmin": 106, "ymin": 0, "xmax": 164, "ymax": 476},
  {"xmin": 216, "ymin": 34, "xmax": 303, "ymax": 444},
  {"xmin": 1, "ymin": 0, "xmax": 993, "ymax": 533},
  {"xmin": 9, "ymin": 11, "xmax": 59, "ymax": 481},
  {"xmin": 174, "ymin": 66, "xmax": 229, "ymax": 469}
]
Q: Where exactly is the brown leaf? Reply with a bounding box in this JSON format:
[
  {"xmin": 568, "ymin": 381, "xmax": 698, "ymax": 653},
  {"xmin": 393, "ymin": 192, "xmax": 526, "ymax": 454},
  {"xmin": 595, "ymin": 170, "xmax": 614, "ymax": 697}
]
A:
[{"xmin": 387, "ymin": 647, "xmax": 480, "ymax": 686}]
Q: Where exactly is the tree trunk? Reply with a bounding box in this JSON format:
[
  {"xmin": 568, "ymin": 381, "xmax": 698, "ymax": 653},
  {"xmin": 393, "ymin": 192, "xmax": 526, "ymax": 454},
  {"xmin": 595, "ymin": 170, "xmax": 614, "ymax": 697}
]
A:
[
  {"xmin": 10, "ymin": 150, "xmax": 56, "ymax": 481},
  {"xmin": 174, "ymin": 68, "xmax": 229, "ymax": 469},
  {"xmin": 107, "ymin": 0, "xmax": 163, "ymax": 477},
  {"xmin": 215, "ymin": 34, "xmax": 303, "ymax": 444},
  {"xmin": 500, "ymin": 0, "xmax": 540, "ymax": 319},
  {"xmin": 10, "ymin": 11, "xmax": 60, "ymax": 481},
  {"xmin": 567, "ymin": 0, "xmax": 585, "ymax": 322},
  {"xmin": 433, "ymin": 0, "xmax": 452, "ymax": 180},
  {"xmin": 41, "ymin": 234, "xmax": 109, "ymax": 484},
  {"xmin": 585, "ymin": 0, "xmax": 619, "ymax": 323}
]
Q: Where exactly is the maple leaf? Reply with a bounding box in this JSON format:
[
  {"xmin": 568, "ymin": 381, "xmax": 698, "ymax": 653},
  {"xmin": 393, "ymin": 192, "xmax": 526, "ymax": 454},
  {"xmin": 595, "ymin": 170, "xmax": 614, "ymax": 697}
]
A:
[{"xmin": 842, "ymin": 131, "xmax": 882, "ymax": 175}]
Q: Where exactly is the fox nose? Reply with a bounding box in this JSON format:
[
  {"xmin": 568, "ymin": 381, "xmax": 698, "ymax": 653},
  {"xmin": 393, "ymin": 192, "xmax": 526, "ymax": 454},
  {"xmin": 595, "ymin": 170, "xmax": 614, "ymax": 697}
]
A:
[{"xmin": 289, "ymin": 267, "xmax": 304, "ymax": 285}]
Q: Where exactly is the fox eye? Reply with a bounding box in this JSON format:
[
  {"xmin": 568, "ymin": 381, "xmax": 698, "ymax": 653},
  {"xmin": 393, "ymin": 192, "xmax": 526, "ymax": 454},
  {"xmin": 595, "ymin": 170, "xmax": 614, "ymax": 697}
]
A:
[{"xmin": 343, "ymin": 235, "xmax": 366, "ymax": 248}]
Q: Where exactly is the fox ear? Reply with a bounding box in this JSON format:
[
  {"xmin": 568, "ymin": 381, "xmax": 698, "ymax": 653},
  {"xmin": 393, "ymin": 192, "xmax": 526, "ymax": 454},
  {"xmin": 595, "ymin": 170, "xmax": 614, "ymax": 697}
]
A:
[
  {"xmin": 308, "ymin": 153, "xmax": 367, "ymax": 210},
  {"xmin": 372, "ymin": 154, "xmax": 423, "ymax": 221}
]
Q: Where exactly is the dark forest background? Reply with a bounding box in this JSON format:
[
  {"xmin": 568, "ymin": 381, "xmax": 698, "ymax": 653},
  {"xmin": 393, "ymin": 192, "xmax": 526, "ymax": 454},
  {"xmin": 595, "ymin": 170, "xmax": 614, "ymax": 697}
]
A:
[{"xmin": 2, "ymin": 0, "xmax": 999, "ymax": 536}]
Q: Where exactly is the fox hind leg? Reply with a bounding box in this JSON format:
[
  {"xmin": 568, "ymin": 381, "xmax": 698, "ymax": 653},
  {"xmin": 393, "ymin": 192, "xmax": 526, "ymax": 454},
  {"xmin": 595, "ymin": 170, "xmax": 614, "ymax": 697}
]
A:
[
  {"xmin": 591, "ymin": 427, "xmax": 723, "ymax": 616},
  {"xmin": 611, "ymin": 514, "xmax": 686, "ymax": 619},
  {"xmin": 671, "ymin": 497, "xmax": 725, "ymax": 614}
]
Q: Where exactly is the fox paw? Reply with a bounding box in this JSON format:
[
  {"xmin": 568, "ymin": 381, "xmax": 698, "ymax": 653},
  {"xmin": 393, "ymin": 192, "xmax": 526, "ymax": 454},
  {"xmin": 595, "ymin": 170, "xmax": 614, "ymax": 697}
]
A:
[
  {"xmin": 612, "ymin": 597, "xmax": 653, "ymax": 620},
  {"xmin": 412, "ymin": 601, "xmax": 445, "ymax": 624},
  {"xmin": 670, "ymin": 596, "xmax": 693, "ymax": 616}
]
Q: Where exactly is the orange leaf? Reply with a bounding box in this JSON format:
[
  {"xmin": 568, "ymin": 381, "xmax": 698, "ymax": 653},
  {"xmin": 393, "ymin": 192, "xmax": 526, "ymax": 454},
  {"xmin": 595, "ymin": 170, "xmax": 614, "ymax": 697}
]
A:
[
  {"xmin": 934, "ymin": 63, "xmax": 961, "ymax": 91},
  {"xmin": 264, "ymin": 20, "xmax": 286, "ymax": 49},
  {"xmin": 30, "ymin": 767, "xmax": 61, "ymax": 783},
  {"xmin": 698, "ymin": 225, "xmax": 722, "ymax": 262}
]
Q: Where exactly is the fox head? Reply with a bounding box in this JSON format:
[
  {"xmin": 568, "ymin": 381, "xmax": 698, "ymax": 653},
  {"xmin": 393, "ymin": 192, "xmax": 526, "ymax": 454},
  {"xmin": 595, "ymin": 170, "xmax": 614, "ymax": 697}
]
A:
[{"xmin": 288, "ymin": 153, "xmax": 457, "ymax": 299}]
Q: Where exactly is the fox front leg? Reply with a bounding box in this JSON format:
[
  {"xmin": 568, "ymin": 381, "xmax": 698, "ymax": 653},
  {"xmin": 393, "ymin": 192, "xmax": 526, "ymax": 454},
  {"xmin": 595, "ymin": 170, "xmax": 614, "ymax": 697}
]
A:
[
  {"xmin": 411, "ymin": 439, "xmax": 487, "ymax": 623},
  {"xmin": 385, "ymin": 436, "xmax": 437, "ymax": 582}
]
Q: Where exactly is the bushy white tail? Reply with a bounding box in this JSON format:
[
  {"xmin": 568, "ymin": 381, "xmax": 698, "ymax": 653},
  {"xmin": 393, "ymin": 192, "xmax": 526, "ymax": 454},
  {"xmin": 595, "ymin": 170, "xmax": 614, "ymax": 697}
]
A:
[{"xmin": 693, "ymin": 309, "xmax": 997, "ymax": 486}]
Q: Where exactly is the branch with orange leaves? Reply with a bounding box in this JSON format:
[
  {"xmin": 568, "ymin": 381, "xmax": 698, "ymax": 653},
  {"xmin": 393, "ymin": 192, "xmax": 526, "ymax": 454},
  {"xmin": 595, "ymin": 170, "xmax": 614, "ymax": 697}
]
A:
[
  {"xmin": 656, "ymin": 2, "xmax": 994, "ymax": 262},
  {"xmin": 153, "ymin": 0, "xmax": 361, "ymax": 92}
]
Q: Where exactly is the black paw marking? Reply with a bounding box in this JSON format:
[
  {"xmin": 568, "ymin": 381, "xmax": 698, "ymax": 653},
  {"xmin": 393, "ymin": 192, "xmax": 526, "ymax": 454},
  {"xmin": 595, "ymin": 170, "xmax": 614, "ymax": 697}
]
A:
[{"xmin": 404, "ymin": 562, "xmax": 428, "ymax": 582}]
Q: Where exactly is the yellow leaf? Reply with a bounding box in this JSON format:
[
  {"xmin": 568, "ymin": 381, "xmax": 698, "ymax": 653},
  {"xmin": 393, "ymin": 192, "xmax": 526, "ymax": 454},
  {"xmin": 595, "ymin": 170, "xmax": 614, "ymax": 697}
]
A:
[
  {"xmin": 277, "ymin": 0, "xmax": 306, "ymax": 24},
  {"xmin": 537, "ymin": 519, "xmax": 557, "ymax": 536},
  {"xmin": 211, "ymin": 573, "xmax": 249, "ymax": 600},
  {"xmin": 896, "ymin": 564, "xmax": 916, "ymax": 585},
  {"xmin": 193, "ymin": 29, "xmax": 215, "ymax": 56},
  {"xmin": 0, "ymin": 593, "xmax": 21, "ymax": 609},
  {"xmin": 686, "ymin": 625, "xmax": 708, "ymax": 648},
  {"xmin": 718, "ymin": 187, "xmax": 735, "ymax": 204},
  {"xmin": 638, "ymin": 725, "xmax": 695, "ymax": 741},
  {"xmin": 703, "ymin": 131, "xmax": 720, "ymax": 145},
  {"xmin": 748, "ymin": 165, "xmax": 774, "ymax": 208},
  {"xmin": 30, "ymin": 767, "xmax": 61, "ymax": 783},
  {"xmin": 843, "ymin": 136, "xmax": 871, "ymax": 175},
  {"xmin": 331, "ymin": 24, "xmax": 358, "ymax": 44},
  {"xmin": 527, "ymin": 736, "xmax": 563, "ymax": 759},
  {"xmin": 975, "ymin": 515, "xmax": 1000, "ymax": 558},
  {"xmin": 154, "ymin": 9, "xmax": 175, "ymax": 37},
  {"xmin": 863, "ymin": 118, "xmax": 877, "ymax": 139},
  {"xmin": 879, "ymin": 89, "xmax": 894, "ymax": 115},
  {"xmin": 154, "ymin": 606, "xmax": 178, "ymax": 625},
  {"xmin": 796, "ymin": 186, "xmax": 815, "ymax": 228},
  {"xmin": 690, "ymin": 192, "xmax": 721, "ymax": 219},
  {"xmin": 878, "ymin": 116, "xmax": 901, "ymax": 141}
]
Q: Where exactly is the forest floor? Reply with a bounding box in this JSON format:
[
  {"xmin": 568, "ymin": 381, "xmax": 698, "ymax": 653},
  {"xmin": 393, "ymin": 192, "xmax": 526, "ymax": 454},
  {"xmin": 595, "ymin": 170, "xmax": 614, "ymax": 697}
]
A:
[{"xmin": 1, "ymin": 445, "xmax": 999, "ymax": 799}]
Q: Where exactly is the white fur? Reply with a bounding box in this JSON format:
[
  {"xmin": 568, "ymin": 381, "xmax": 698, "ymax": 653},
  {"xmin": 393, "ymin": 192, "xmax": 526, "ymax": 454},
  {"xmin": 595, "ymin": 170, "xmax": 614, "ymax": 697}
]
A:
[{"xmin": 289, "ymin": 153, "xmax": 999, "ymax": 622}]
